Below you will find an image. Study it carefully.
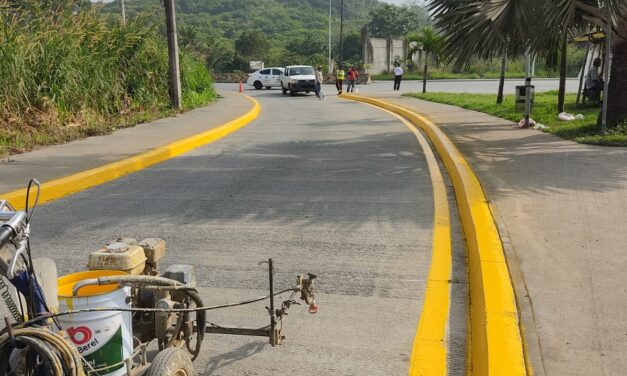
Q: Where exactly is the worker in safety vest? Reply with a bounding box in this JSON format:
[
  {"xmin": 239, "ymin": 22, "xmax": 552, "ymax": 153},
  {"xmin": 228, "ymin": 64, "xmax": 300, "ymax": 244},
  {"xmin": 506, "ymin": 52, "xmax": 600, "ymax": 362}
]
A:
[{"xmin": 336, "ymin": 65, "xmax": 346, "ymax": 95}]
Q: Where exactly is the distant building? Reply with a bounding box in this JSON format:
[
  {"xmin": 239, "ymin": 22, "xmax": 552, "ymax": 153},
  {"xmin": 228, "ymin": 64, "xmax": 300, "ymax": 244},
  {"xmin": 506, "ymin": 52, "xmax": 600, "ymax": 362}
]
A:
[{"xmin": 363, "ymin": 37, "xmax": 406, "ymax": 74}]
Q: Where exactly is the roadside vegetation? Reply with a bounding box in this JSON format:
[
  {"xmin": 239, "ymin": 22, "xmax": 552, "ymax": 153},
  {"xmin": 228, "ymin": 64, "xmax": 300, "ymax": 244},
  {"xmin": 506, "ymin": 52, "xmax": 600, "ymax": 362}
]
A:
[
  {"xmin": 0, "ymin": 2, "xmax": 215, "ymax": 155},
  {"xmin": 427, "ymin": 0, "xmax": 626, "ymax": 128},
  {"xmin": 404, "ymin": 92, "xmax": 627, "ymax": 146},
  {"xmin": 105, "ymin": 0, "xmax": 393, "ymax": 71}
]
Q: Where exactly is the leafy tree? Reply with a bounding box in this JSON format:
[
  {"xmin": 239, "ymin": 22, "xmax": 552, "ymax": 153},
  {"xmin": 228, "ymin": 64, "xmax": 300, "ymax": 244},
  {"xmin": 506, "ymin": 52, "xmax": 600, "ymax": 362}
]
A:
[
  {"xmin": 286, "ymin": 32, "xmax": 327, "ymax": 58},
  {"xmin": 342, "ymin": 32, "xmax": 364, "ymax": 64},
  {"xmin": 234, "ymin": 30, "xmax": 270, "ymax": 60},
  {"xmin": 205, "ymin": 39, "xmax": 236, "ymax": 71},
  {"xmin": 407, "ymin": 27, "xmax": 443, "ymax": 93},
  {"xmin": 367, "ymin": 3, "xmax": 430, "ymax": 38},
  {"xmin": 179, "ymin": 25, "xmax": 200, "ymax": 49}
]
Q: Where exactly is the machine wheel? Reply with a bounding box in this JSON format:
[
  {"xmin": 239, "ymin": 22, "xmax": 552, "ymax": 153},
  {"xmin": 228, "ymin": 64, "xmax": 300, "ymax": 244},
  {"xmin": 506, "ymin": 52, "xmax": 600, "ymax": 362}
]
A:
[
  {"xmin": 265, "ymin": 86, "xmax": 271, "ymax": 89},
  {"xmin": 281, "ymin": 85, "xmax": 287, "ymax": 95},
  {"xmin": 289, "ymin": 85, "xmax": 296, "ymax": 96},
  {"xmin": 253, "ymin": 81, "xmax": 263, "ymax": 90},
  {"xmin": 146, "ymin": 348, "xmax": 194, "ymax": 376}
]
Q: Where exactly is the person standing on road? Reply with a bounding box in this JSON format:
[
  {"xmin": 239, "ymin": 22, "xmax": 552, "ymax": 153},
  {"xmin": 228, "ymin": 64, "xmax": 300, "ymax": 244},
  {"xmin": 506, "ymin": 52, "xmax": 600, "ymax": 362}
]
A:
[
  {"xmin": 336, "ymin": 65, "xmax": 345, "ymax": 95},
  {"xmin": 393, "ymin": 63, "xmax": 404, "ymax": 91},
  {"xmin": 315, "ymin": 66, "xmax": 324, "ymax": 98},
  {"xmin": 346, "ymin": 66, "xmax": 359, "ymax": 93}
]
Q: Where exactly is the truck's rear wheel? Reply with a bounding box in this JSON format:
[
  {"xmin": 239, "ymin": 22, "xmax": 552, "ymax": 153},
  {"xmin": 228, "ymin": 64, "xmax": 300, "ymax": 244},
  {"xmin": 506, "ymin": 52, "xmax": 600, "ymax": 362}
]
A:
[{"xmin": 146, "ymin": 348, "xmax": 194, "ymax": 376}]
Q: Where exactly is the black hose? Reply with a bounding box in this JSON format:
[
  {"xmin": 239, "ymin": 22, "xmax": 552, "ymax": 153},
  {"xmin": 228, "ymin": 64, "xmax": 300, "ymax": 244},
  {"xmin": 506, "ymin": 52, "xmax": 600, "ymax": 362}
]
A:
[{"xmin": 0, "ymin": 327, "xmax": 83, "ymax": 376}]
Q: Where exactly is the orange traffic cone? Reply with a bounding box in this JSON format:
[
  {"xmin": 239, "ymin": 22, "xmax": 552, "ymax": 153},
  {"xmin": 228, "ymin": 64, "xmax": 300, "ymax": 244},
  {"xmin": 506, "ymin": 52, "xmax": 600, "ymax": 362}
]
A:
[{"xmin": 239, "ymin": 80, "xmax": 243, "ymax": 93}]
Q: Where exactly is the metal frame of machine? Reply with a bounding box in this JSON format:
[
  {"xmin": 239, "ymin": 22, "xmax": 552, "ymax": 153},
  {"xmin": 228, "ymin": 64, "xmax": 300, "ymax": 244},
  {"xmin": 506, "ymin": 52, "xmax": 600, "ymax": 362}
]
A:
[{"xmin": 0, "ymin": 181, "xmax": 317, "ymax": 375}]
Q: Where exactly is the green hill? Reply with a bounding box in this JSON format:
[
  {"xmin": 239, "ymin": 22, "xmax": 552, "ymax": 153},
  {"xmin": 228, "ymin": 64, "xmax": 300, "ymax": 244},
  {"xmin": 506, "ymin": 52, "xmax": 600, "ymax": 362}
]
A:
[{"xmin": 102, "ymin": 0, "xmax": 389, "ymax": 70}]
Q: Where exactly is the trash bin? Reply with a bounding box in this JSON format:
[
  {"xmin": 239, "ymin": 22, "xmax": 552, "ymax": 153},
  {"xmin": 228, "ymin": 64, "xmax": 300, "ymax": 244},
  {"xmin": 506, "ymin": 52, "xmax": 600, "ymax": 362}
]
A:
[{"xmin": 515, "ymin": 85, "xmax": 535, "ymax": 112}]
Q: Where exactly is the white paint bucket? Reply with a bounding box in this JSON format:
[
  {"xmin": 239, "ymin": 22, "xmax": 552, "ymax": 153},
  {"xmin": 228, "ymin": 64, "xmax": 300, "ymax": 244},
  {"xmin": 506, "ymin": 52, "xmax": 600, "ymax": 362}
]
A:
[{"xmin": 57, "ymin": 270, "xmax": 133, "ymax": 376}]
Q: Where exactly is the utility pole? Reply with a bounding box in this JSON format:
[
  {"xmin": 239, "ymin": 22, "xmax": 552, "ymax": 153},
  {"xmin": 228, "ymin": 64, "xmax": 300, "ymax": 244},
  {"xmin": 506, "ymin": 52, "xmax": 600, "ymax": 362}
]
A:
[
  {"xmin": 328, "ymin": 0, "xmax": 332, "ymax": 74},
  {"xmin": 164, "ymin": 0, "xmax": 182, "ymax": 110},
  {"xmin": 120, "ymin": 0, "xmax": 126, "ymax": 25},
  {"xmin": 339, "ymin": 0, "xmax": 344, "ymax": 64}
]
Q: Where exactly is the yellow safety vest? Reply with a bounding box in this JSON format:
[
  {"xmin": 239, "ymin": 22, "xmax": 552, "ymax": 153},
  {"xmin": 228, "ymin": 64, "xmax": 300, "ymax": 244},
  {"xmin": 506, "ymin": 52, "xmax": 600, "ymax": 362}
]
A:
[{"xmin": 337, "ymin": 70, "xmax": 345, "ymax": 80}]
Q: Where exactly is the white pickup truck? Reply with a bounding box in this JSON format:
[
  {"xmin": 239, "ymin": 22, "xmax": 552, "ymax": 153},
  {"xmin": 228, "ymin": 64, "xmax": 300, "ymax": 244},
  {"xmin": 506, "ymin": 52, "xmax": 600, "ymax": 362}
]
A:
[{"xmin": 280, "ymin": 65, "xmax": 317, "ymax": 96}]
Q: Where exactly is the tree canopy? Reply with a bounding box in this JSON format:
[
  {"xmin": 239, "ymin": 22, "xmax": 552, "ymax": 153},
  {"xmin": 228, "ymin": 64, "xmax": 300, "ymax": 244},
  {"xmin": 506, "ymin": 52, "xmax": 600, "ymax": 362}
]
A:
[
  {"xmin": 367, "ymin": 3, "xmax": 431, "ymax": 38},
  {"xmin": 101, "ymin": 0, "xmax": 430, "ymax": 71}
]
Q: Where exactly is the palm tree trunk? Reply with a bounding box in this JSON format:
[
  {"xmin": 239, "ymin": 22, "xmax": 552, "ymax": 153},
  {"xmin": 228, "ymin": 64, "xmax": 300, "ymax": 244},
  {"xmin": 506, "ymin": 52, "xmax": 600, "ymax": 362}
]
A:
[
  {"xmin": 607, "ymin": 18, "xmax": 627, "ymax": 125},
  {"xmin": 497, "ymin": 51, "xmax": 507, "ymax": 104},
  {"xmin": 422, "ymin": 53, "xmax": 428, "ymax": 93},
  {"xmin": 558, "ymin": 33, "xmax": 568, "ymax": 113}
]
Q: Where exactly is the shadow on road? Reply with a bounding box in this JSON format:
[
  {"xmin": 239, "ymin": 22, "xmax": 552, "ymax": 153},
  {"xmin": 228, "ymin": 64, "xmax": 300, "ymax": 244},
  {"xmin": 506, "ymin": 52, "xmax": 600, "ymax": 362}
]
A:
[{"xmin": 200, "ymin": 340, "xmax": 267, "ymax": 375}]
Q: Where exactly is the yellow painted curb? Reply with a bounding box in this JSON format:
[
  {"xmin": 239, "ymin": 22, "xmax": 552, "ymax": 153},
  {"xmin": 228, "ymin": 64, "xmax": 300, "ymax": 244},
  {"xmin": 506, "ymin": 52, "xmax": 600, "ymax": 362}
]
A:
[
  {"xmin": 364, "ymin": 105, "xmax": 452, "ymax": 376},
  {"xmin": 3, "ymin": 96, "xmax": 260, "ymax": 210},
  {"xmin": 342, "ymin": 94, "xmax": 527, "ymax": 376}
]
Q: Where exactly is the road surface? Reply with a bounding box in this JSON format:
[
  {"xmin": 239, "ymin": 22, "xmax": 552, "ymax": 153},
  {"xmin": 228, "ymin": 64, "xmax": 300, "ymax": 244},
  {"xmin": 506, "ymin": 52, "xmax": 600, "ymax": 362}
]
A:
[{"xmin": 25, "ymin": 89, "xmax": 467, "ymax": 375}]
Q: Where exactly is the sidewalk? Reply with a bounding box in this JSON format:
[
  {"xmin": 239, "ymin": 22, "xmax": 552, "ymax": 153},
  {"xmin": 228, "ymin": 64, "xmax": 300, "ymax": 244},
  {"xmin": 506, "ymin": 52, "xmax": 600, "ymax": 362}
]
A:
[
  {"xmin": 0, "ymin": 91, "xmax": 252, "ymax": 194},
  {"xmin": 375, "ymin": 92, "xmax": 627, "ymax": 376}
]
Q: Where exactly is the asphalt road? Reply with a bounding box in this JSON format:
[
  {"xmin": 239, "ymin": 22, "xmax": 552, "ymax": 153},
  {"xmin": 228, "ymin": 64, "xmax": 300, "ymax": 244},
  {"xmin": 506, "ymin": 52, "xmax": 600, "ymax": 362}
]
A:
[
  {"xmin": 232, "ymin": 77, "xmax": 579, "ymax": 96},
  {"xmin": 26, "ymin": 89, "xmax": 445, "ymax": 374}
]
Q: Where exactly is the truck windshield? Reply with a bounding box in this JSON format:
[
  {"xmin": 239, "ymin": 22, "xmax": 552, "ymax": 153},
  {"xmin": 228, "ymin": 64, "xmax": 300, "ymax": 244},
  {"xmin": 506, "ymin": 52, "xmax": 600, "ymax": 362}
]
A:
[{"xmin": 288, "ymin": 67, "xmax": 314, "ymax": 76}]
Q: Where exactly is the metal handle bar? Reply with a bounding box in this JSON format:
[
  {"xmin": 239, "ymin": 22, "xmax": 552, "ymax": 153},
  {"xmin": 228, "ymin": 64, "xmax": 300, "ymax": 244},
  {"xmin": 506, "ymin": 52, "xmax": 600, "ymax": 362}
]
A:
[{"xmin": 0, "ymin": 211, "xmax": 26, "ymax": 249}]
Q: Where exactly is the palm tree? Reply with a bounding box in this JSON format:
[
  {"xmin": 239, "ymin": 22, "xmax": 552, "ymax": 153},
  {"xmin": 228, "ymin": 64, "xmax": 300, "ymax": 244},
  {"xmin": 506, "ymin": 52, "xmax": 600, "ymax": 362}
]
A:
[
  {"xmin": 408, "ymin": 27, "xmax": 443, "ymax": 93},
  {"xmin": 496, "ymin": 51, "xmax": 507, "ymax": 104},
  {"xmin": 607, "ymin": 16, "xmax": 626, "ymax": 125},
  {"xmin": 428, "ymin": 0, "xmax": 627, "ymax": 126}
]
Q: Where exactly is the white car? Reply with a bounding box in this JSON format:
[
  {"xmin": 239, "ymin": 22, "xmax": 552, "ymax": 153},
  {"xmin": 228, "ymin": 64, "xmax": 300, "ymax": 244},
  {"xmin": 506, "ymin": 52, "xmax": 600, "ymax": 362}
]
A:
[
  {"xmin": 247, "ymin": 67, "xmax": 284, "ymax": 90},
  {"xmin": 280, "ymin": 65, "xmax": 317, "ymax": 96}
]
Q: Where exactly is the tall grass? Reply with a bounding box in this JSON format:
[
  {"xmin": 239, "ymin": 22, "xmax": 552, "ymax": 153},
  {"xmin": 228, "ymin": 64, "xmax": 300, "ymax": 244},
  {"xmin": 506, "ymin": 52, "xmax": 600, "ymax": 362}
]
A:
[{"xmin": 0, "ymin": 1, "xmax": 215, "ymax": 153}]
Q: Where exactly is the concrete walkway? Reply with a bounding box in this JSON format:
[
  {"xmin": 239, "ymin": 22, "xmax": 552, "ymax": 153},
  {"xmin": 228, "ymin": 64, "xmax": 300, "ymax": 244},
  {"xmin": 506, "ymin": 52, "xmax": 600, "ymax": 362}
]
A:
[
  {"xmin": 0, "ymin": 91, "xmax": 252, "ymax": 194},
  {"xmin": 372, "ymin": 91, "xmax": 627, "ymax": 376}
]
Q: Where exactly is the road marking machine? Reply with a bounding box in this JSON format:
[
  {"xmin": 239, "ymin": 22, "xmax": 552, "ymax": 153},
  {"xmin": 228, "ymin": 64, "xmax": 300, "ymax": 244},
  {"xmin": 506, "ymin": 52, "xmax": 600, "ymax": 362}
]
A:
[{"xmin": 0, "ymin": 180, "xmax": 317, "ymax": 375}]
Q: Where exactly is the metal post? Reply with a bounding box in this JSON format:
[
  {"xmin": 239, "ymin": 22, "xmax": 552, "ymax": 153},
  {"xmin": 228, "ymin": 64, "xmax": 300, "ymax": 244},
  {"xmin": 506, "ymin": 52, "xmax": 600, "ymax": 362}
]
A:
[
  {"xmin": 601, "ymin": 20, "xmax": 612, "ymax": 135},
  {"xmin": 576, "ymin": 39, "xmax": 592, "ymax": 108},
  {"xmin": 328, "ymin": 0, "xmax": 332, "ymax": 74},
  {"xmin": 339, "ymin": 0, "xmax": 344, "ymax": 64},
  {"xmin": 268, "ymin": 258, "xmax": 277, "ymax": 346},
  {"xmin": 524, "ymin": 51, "xmax": 532, "ymax": 127},
  {"xmin": 164, "ymin": 0, "xmax": 182, "ymax": 110}
]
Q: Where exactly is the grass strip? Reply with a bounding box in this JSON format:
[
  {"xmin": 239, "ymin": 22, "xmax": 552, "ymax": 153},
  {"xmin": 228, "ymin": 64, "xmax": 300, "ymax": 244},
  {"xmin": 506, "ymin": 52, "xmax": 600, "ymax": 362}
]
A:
[
  {"xmin": 371, "ymin": 72, "xmax": 570, "ymax": 80},
  {"xmin": 403, "ymin": 91, "xmax": 627, "ymax": 146}
]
